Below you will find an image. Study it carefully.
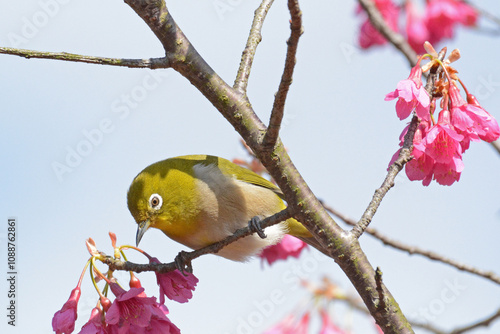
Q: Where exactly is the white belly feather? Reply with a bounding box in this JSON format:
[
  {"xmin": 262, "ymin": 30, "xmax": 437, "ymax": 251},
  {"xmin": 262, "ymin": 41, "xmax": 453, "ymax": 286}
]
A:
[{"xmin": 192, "ymin": 163, "xmax": 287, "ymax": 261}]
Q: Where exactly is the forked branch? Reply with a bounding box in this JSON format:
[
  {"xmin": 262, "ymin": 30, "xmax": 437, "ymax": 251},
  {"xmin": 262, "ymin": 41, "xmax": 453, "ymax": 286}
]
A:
[{"xmin": 123, "ymin": 0, "xmax": 414, "ymax": 331}]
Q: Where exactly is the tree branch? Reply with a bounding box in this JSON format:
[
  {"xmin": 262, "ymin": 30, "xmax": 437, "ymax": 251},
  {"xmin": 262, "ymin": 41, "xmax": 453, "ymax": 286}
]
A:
[
  {"xmin": 449, "ymin": 306, "xmax": 500, "ymax": 334},
  {"xmin": 305, "ymin": 277, "xmax": 446, "ymax": 334},
  {"xmin": 234, "ymin": 0, "xmax": 275, "ymax": 93},
  {"xmin": 262, "ymin": 0, "xmax": 303, "ymax": 150},
  {"xmin": 0, "ymin": 47, "xmax": 169, "ymax": 68},
  {"xmin": 123, "ymin": 1, "xmax": 414, "ymax": 331},
  {"xmin": 103, "ymin": 208, "xmax": 293, "ymax": 273},
  {"xmin": 325, "ymin": 203, "xmax": 500, "ymax": 286},
  {"xmin": 356, "ymin": 0, "xmax": 418, "ymax": 67},
  {"xmin": 350, "ymin": 115, "xmax": 418, "ymax": 239},
  {"xmin": 462, "ymin": 0, "xmax": 500, "ymax": 28}
]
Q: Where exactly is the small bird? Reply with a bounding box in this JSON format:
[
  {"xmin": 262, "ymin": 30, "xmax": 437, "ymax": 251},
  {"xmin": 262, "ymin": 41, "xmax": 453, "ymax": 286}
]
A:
[{"xmin": 127, "ymin": 155, "xmax": 319, "ymax": 261}]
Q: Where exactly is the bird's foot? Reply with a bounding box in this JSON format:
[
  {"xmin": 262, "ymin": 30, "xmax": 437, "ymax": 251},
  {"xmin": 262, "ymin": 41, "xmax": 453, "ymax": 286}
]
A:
[
  {"xmin": 248, "ymin": 216, "xmax": 267, "ymax": 239},
  {"xmin": 174, "ymin": 250, "xmax": 193, "ymax": 275}
]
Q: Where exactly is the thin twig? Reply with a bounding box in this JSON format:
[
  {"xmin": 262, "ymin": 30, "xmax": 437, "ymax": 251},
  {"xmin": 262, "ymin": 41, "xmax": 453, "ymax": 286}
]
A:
[
  {"xmin": 350, "ymin": 49, "xmax": 445, "ymax": 239},
  {"xmin": 461, "ymin": 0, "xmax": 500, "ymax": 28},
  {"xmin": 0, "ymin": 47, "xmax": 169, "ymax": 68},
  {"xmin": 234, "ymin": 0, "xmax": 275, "ymax": 93},
  {"xmin": 262, "ymin": 0, "xmax": 303, "ymax": 150},
  {"xmin": 357, "ymin": 0, "xmax": 418, "ymax": 66},
  {"xmin": 350, "ymin": 114, "xmax": 418, "ymax": 239},
  {"xmin": 305, "ymin": 277, "xmax": 446, "ymax": 334},
  {"xmin": 449, "ymin": 306, "xmax": 500, "ymax": 334},
  {"xmin": 491, "ymin": 140, "xmax": 500, "ymax": 155},
  {"xmin": 324, "ymin": 203, "xmax": 500, "ymax": 286},
  {"xmin": 102, "ymin": 208, "xmax": 293, "ymax": 274}
]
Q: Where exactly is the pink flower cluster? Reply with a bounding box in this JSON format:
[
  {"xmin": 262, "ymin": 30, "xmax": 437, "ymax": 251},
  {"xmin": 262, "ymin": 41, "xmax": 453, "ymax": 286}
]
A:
[
  {"xmin": 263, "ymin": 313, "xmax": 310, "ymax": 334},
  {"xmin": 357, "ymin": 0, "xmax": 478, "ymax": 53},
  {"xmin": 259, "ymin": 235, "xmax": 308, "ymax": 266},
  {"xmin": 99, "ymin": 283, "xmax": 180, "ymax": 334},
  {"xmin": 262, "ymin": 308, "xmax": 354, "ymax": 334},
  {"xmin": 357, "ymin": 0, "xmax": 400, "ymax": 49},
  {"xmin": 386, "ymin": 57, "xmax": 499, "ymax": 186},
  {"xmin": 52, "ymin": 235, "xmax": 198, "ymax": 334},
  {"xmin": 150, "ymin": 257, "xmax": 198, "ymax": 304}
]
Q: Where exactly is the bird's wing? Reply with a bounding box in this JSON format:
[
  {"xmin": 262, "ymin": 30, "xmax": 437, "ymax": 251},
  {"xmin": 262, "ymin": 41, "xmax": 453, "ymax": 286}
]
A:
[{"xmin": 217, "ymin": 157, "xmax": 285, "ymax": 199}]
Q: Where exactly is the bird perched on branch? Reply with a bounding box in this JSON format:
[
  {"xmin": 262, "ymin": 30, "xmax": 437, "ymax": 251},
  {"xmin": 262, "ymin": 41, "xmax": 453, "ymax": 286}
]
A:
[{"xmin": 127, "ymin": 154, "xmax": 322, "ymax": 261}]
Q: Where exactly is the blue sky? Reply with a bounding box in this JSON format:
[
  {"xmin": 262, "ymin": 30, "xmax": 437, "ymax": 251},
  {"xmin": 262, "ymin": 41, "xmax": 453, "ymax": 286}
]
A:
[{"xmin": 1, "ymin": 0, "xmax": 500, "ymax": 333}]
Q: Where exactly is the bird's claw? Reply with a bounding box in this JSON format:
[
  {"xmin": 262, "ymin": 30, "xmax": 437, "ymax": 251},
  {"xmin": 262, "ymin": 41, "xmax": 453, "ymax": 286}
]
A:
[
  {"xmin": 249, "ymin": 216, "xmax": 267, "ymax": 239},
  {"xmin": 174, "ymin": 251, "xmax": 193, "ymax": 275}
]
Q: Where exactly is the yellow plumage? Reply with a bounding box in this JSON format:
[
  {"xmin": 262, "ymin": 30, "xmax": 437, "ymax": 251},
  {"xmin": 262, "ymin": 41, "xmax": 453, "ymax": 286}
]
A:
[{"xmin": 127, "ymin": 155, "xmax": 313, "ymax": 261}]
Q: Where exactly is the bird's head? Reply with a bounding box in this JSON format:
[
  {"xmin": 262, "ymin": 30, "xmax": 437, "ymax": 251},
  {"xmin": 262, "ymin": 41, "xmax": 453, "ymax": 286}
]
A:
[
  {"xmin": 127, "ymin": 170, "xmax": 167, "ymax": 247},
  {"xmin": 127, "ymin": 157, "xmax": 202, "ymax": 247}
]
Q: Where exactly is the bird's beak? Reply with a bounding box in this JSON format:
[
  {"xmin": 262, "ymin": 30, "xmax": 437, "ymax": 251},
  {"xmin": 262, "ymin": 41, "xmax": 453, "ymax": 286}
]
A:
[{"xmin": 136, "ymin": 219, "xmax": 151, "ymax": 246}]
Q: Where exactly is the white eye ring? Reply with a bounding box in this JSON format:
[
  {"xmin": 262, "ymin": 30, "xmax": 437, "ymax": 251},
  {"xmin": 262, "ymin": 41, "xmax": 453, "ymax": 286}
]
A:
[{"xmin": 149, "ymin": 193, "xmax": 163, "ymax": 210}]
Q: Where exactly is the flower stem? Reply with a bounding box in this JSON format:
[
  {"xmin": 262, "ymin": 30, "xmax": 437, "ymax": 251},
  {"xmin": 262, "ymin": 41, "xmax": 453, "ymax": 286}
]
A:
[{"xmin": 119, "ymin": 245, "xmax": 153, "ymax": 261}]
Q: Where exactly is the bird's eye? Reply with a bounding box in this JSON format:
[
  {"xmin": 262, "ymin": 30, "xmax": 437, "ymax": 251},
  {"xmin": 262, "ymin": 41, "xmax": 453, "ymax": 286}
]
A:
[{"xmin": 149, "ymin": 194, "xmax": 163, "ymax": 210}]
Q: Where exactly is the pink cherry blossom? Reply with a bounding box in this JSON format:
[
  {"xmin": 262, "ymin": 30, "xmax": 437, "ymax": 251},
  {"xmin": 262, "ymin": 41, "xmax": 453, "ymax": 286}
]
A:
[
  {"xmin": 455, "ymin": 1, "xmax": 479, "ymax": 27},
  {"xmin": 262, "ymin": 315, "xmax": 294, "ymax": 334},
  {"xmin": 421, "ymin": 109, "xmax": 464, "ymax": 185},
  {"xmin": 425, "ymin": 0, "xmax": 478, "ymax": 44},
  {"xmin": 357, "ymin": 0, "xmax": 399, "ymax": 49},
  {"xmin": 105, "ymin": 284, "xmax": 155, "ymax": 332},
  {"xmin": 466, "ymin": 94, "xmax": 500, "ymax": 142},
  {"xmin": 79, "ymin": 307, "xmax": 108, "ymax": 334},
  {"xmin": 433, "ymin": 159, "xmax": 464, "ymax": 186},
  {"xmin": 385, "ymin": 65, "xmax": 430, "ymax": 121},
  {"xmin": 387, "ymin": 120, "xmax": 434, "ymax": 186},
  {"xmin": 295, "ymin": 312, "xmax": 310, "ymax": 334},
  {"xmin": 449, "ymin": 85, "xmax": 476, "ymax": 139},
  {"xmin": 405, "ymin": 121, "xmax": 435, "ymax": 186},
  {"xmin": 52, "ymin": 287, "xmax": 81, "ymax": 334},
  {"xmin": 319, "ymin": 309, "xmax": 347, "ymax": 334},
  {"xmin": 422, "ymin": 109, "xmax": 463, "ymax": 164},
  {"xmin": 263, "ymin": 312, "xmax": 310, "ymax": 334},
  {"xmin": 147, "ymin": 304, "xmax": 180, "ymax": 334},
  {"xmin": 405, "ymin": 1, "xmax": 429, "ymax": 54},
  {"xmin": 105, "ymin": 283, "xmax": 181, "ymax": 334},
  {"xmin": 405, "ymin": 148, "xmax": 435, "ymax": 186},
  {"xmin": 150, "ymin": 257, "xmax": 198, "ymax": 304},
  {"xmin": 448, "ymin": 85, "xmax": 500, "ymax": 150},
  {"xmin": 259, "ymin": 235, "xmax": 308, "ymax": 266}
]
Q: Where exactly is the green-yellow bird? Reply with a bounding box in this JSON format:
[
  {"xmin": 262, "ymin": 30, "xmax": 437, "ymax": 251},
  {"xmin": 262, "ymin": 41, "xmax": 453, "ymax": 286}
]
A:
[{"xmin": 127, "ymin": 155, "xmax": 319, "ymax": 261}]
